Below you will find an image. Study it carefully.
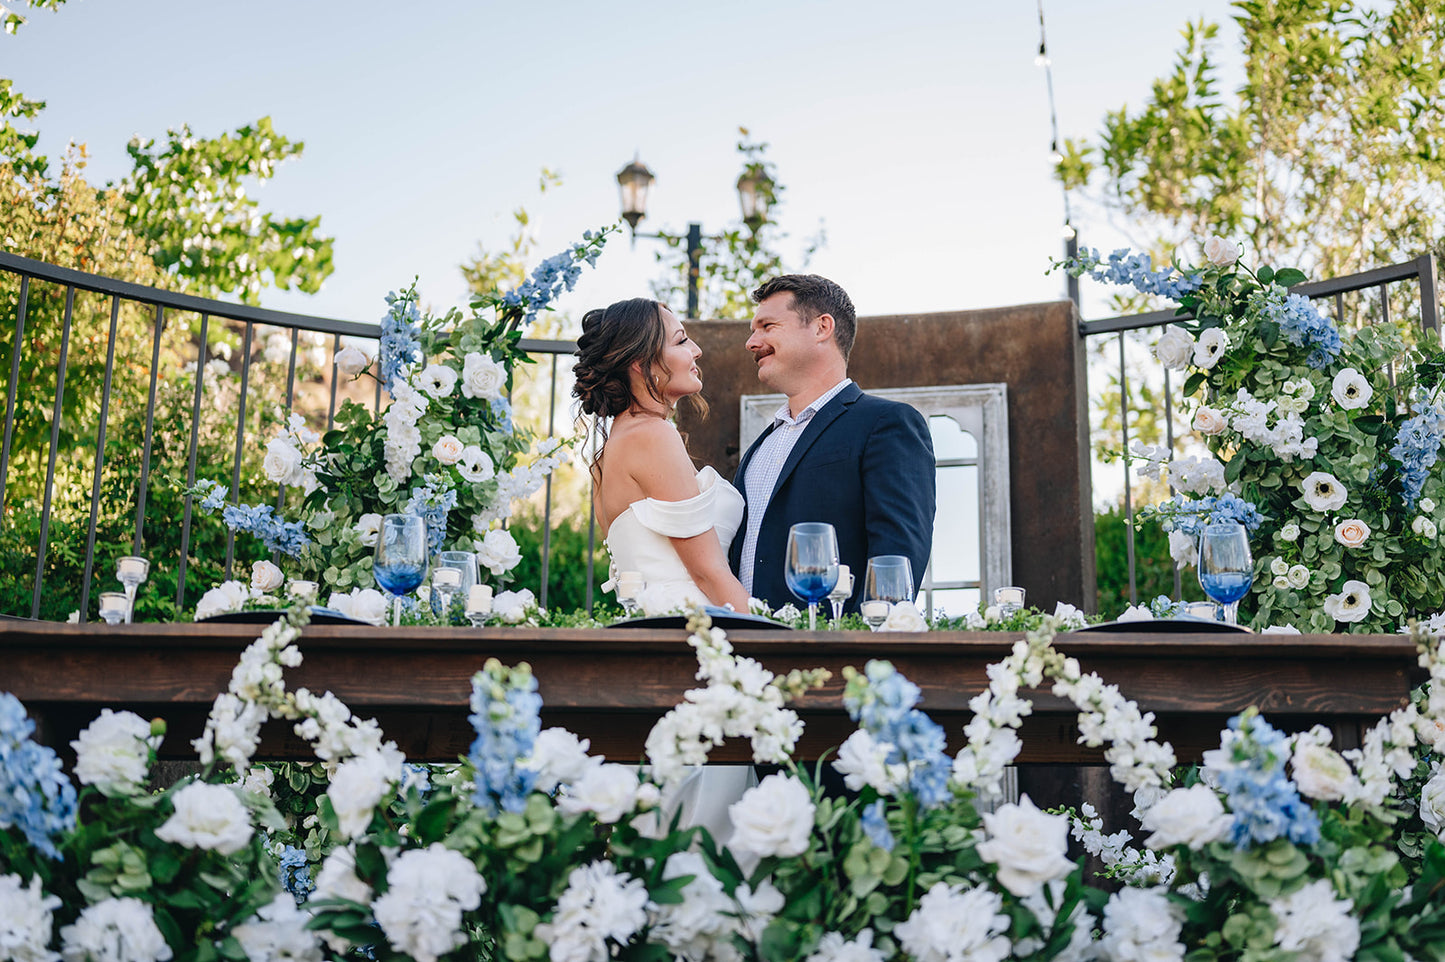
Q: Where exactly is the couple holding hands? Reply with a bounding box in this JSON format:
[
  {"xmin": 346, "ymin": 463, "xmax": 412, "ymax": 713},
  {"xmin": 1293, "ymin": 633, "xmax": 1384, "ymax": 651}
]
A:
[{"xmin": 573, "ymin": 273, "xmax": 938, "ymax": 619}]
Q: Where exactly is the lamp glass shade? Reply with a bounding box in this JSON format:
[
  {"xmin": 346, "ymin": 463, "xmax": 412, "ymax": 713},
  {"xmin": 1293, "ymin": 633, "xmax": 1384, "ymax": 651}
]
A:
[
  {"xmin": 616, "ymin": 158, "xmax": 654, "ymax": 230},
  {"xmin": 736, "ymin": 171, "xmax": 772, "ymax": 231}
]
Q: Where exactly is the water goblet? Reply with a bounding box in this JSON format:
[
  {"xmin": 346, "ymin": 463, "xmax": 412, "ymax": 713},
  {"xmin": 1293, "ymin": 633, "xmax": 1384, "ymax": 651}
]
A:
[
  {"xmin": 99, "ymin": 591, "xmax": 129, "ymax": 625},
  {"xmin": 785, "ymin": 522, "xmax": 840, "ymax": 631},
  {"xmin": 993, "ymin": 585, "xmax": 1026, "ymax": 618},
  {"xmin": 828, "ymin": 563, "xmax": 853, "ymax": 624},
  {"xmin": 861, "ymin": 555, "xmax": 915, "ymax": 630},
  {"xmin": 466, "ymin": 584, "xmax": 494, "ymax": 627},
  {"xmin": 615, "ymin": 571, "xmax": 644, "ymax": 617},
  {"xmin": 431, "ymin": 566, "xmax": 462, "ymax": 620},
  {"xmin": 373, "ymin": 514, "xmax": 428, "ymax": 626},
  {"xmin": 1198, "ymin": 522, "xmax": 1254, "ymax": 626},
  {"xmin": 1181, "ymin": 600, "xmax": 1220, "ymax": 622},
  {"xmin": 116, "ymin": 555, "xmax": 149, "ymax": 624}
]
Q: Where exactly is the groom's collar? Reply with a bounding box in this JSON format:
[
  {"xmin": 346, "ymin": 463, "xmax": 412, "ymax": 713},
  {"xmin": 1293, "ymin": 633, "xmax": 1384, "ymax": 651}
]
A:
[{"xmin": 771, "ymin": 377, "xmax": 854, "ymax": 428}]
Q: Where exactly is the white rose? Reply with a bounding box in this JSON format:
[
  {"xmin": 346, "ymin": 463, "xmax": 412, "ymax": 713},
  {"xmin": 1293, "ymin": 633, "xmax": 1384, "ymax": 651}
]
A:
[
  {"xmin": 155, "ymin": 782, "xmax": 253, "ymax": 854},
  {"xmin": 262, "ymin": 437, "xmax": 307, "ymax": 486},
  {"xmin": 879, "ymin": 600, "xmax": 927, "ymax": 632},
  {"xmin": 1202, "ymin": 235, "xmax": 1241, "ymax": 266},
  {"xmin": 1193, "ymin": 327, "xmax": 1230, "ymax": 369},
  {"xmin": 1333, "ymin": 518, "xmax": 1370, "ymax": 549},
  {"xmin": 982, "ymin": 604, "xmax": 1002, "ymax": 622},
  {"xmin": 71, "ymin": 709, "xmax": 158, "ymax": 794},
  {"xmin": 334, "ymin": 345, "xmax": 370, "ymax": 379},
  {"xmin": 1117, "ymin": 603, "xmax": 1153, "ymax": 622},
  {"xmin": 1421, "ymin": 498, "xmax": 1437, "ymax": 514},
  {"xmin": 1192, "ymin": 406, "xmax": 1228, "ymax": 436},
  {"xmin": 728, "ymin": 773, "xmax": 816, "ymax": 859},
  {"xmin": 432, "ymin": 434, "xmax": 464, "ymax": 466},
  {"xmin": 1300, "ymin": 471, "xmax": 1348, "ymax": 512},
  {"xmin": 196, "ymin": 579, "xmax": 249, "ymax": 620},
  {"xmin": 1273, "ymin": 575, "xmax": 1291, "ymax": 590},
  {"xmin": 60, "ymin": 898, "xmax": 172, "ymax": 962},
  {"xmin": 346, "ymin": 588, "xmax": 389, "ymax": 626},
  {"xmin": 525, "ymin": 728, "xmax": 597, "ymax": 793},
  {"xmin": 354, "ymin": 512, "xmax": 383, "ymax": 548},
  {"xmin": 1414, "ymin": 515, "xmax": 1439, "ymax": 539},
  {"xmin": 416, "ymin": 363, "xmax": 458, "ymax": 399},
  {"xmin": 1051, "ymin": 602, "xmax": 1089, "ymax": 629},
  {"xmin": 1270, "ymin": 556, "xmax": 1291, "ymax": 577},
  {"xmin": 477, "ymin": 528, "xmax": 522, "ymax": 576},
  {"xmin": 1280, "ymin": 521, "xmax": 1301, "ymax": 541},
  {"xmin": 456, "ymin": 445, "xmax": 495, "ymax": 483},
  {"xmin": 975, "ymin": 795, "xmax": 1074, "ymax": 896},
  {"xmin": 328, "ymin": 750, "xmax": 400, "ymax": 840},
  {"xmin": 461, "ymin": 352, "xmax": 506, "ymax": 401},
  {"xmin": 1419, "ymin": 769, "xmax": 1445, "ymax": 836},
  {"xmin": 557, "ymin": 763, "xmax": 640, "ymax": 824},
  {"xmin": 250, "ymin": 559, "xmax": 285, "ymax": 593},
  {"xmin": 1141, "ymin": 783, "xmax": 1233, "ymax": 850},
  {"xmin": 1330, "ymin": 368, "xmax": 1373, "ymax": 410},
  {"xmin": 1153, "ymin": 325, "xmax": 1194, "ymax": 371},
  {"xmin": 1322, "ymin": 580, "xmax": 1372, "ymax": 624},
  {"xmin": 1168, "ymin": 529, "xmax": 1196, "ymax": 569},
  {"xmin": 1, "ymin": 873, "xmax": 61, "ymax": 962},
  {"xmin": 1291, "ymin": 742, "xmax": 1354, "ymax": 801},
  {"xmin": 492, "ymin": 588, "xmax": 535, "ymax": 624}
]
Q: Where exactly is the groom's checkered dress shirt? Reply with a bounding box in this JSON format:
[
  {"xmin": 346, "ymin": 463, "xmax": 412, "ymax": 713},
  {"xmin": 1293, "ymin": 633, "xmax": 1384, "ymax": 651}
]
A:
[{"xmin": 738, "ymin": 378, "xmax": 852, "ymax": 594}]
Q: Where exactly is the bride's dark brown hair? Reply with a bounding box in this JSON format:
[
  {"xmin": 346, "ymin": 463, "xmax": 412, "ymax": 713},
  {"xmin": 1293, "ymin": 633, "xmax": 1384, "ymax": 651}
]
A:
[{"xmin": 572, "ymin": 298, "xmax": 707, "ymax": 484}]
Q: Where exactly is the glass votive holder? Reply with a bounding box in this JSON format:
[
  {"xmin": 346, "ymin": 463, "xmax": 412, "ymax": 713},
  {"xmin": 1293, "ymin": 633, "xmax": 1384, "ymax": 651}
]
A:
[
  {"xmin": 466, "ymin": 584, "xmax": 493, "ymax": 626},
  {"xmin": 117, "ymin": 555, "xmax": 150, "ymax": 582},
  {"xmin": 993, "ymin": 586, "xmax": 1026, "ymax": 616},
  {"xmin": 1182, "ymin": 601, "xmax": 1220, "ymax": 621},
  {"xmin": 99, "ymin": 592, "xmax": 130, "ymax": 625},
  {"xmin": 286, "ymin": 580, "xmax": 319, "ymax": 603},
  {"xmin": 615, "ymin": 571, "xmax": 644, "ymax": 616}
]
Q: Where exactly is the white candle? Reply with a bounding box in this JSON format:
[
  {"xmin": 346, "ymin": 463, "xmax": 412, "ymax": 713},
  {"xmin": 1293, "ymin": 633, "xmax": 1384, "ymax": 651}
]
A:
[
  {"xmin": 993, "ymin": 586, "xmax": 1026, "ymax": 608},
  {"xmin": 287, "ymin": 580, "xmax": 319, "ymax": 600},
  {"xmin": 860, "ymin": 600, "xmax": 890, "ymax": 621},
  {"xmin": 434, "ymin": 568, "xmax": 462, "ymax": 588},
  {"xmin": 831, "ymin": 564, "xmax": 853, "ymax": 597},
  {"xmin": 467, "ymin": 584, "xmax": 493, "ymax": 614},
  {"xmin": 117, "ymin": 556, "xmax": 149, "ymax": 580}
]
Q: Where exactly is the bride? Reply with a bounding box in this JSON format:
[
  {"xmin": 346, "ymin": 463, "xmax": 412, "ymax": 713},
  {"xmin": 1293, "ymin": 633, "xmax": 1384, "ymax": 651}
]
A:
[
  {"xmin": 572, "ymin": 297, "xmax": 754, "ymax": 841},
  {"xmin": 573, "ymin": 297, "xmax": 749, "ymax": 613}
]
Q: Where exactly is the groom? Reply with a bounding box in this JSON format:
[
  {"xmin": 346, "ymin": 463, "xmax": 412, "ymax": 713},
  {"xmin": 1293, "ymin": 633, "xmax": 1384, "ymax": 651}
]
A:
[{"xmin": 729, "ymin": 274, "xmax": 936, "ymax": 613}]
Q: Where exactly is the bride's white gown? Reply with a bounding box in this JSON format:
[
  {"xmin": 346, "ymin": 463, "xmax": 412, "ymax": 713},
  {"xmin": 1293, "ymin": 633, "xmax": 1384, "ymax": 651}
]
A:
[{"xmin": 604, "ymin": 465, "xmax": 755, "ymax": 842}]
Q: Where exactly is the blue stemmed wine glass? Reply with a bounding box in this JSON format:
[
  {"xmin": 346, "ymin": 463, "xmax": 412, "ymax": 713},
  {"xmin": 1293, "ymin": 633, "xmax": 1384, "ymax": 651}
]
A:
[
  {"xmin": 1198, "ymin": 522, "xmax": 1254, "ymax": 626},
  {"xmin": 374, "ymin": 514, "xmax": 428, "ymax": 626},
  {"xmin": 785, "ymin": 522, "xmax": 840, "ymax": 631}
]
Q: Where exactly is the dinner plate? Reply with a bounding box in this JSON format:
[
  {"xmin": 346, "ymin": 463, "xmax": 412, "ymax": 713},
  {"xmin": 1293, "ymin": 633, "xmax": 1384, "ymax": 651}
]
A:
[
  {"xmin": 1072, "ymin": 617, "xmax": 1252, "ymax": 633},
  {"xmin": 605, "ymin": 606, "xmax": 793, "ymax": 631},
  {"xmin": 197, "ymin": 607, "xmax": 372, "ymax": 626}
]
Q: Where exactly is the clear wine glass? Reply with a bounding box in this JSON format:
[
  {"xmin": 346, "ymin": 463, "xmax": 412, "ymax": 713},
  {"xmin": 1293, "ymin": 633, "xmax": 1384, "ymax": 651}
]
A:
[
  {"xmin": 1198, "ymin": 522, "xmax": 1254, "ymax": 626},
  {"xmin": 373, "ymin": 514, "xmax": 428, "ymax": 626},
  {"xmin": 785, "ymin": 522, "xmax": 840, "ymax": 631},
  {"xmin": 861, "ymin": 555, "xmax": 915, "ymax": 630},
  {"xmin": 116, "ymin": 556, "xmax": 149, "ymax": 624}
]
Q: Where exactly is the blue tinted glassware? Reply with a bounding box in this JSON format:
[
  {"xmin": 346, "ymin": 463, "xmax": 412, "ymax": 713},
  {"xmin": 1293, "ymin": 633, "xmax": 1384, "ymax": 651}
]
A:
[
  {"xmin": 1198, "ymin": 522, "xmax": 1254, "ymax": 626},
  {"xmin": 785, "ymin": 522, "xmax": 840, "ymax": 631},
  {"xmin": 374, "ymin": 514, "xmax": 427, "ymax": 626}
]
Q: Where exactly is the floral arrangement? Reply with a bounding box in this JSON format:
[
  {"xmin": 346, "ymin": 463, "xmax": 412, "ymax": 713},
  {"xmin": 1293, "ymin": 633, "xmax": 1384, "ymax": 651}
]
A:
[
  {"xmin": 189, "ymin": 229, "xmax": 613, "ymax": 596},
  {"xmin": 1064, "ymin": 238, "xmax": 1445, "ymax": 631},
  {"xmin": 8, "ymin": 605, "xmax": 1445, "ymax": 962}
]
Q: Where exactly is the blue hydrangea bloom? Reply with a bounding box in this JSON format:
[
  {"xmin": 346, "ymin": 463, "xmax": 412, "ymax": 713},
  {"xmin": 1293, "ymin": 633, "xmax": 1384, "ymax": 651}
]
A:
[
  {"xmin": 467, "ymin": 663, "xmax": 542, "ymax": 815},
  {"xmin": 1153, "ymin": 492, "xmax": 1265, "ymax": 537},
  {"xmin": 843, "ymin": 661, "xmax": 954, "ymax": 809},
  {"xmin": 861, "ymin": 799, "xmax": 895, "ymax": 851},
  {"xmin": 1210, "ymin": 711, "xmax": 1320, "ymax": 848},
  {"xmin": 0, "ymin": 692, "xmax": 78, "ymax": 859},
  {"xmin": 278, "ymin": 844, "xmax": 315, "ymax": 904},
  {"xmin": 380, "ymin": 291, "xmax": 423, "ymax": 396},
  {"xmin": 1256, "ymin": 289, "xmax": 1342, "ymax": 369},
  {"xmin": 1390, "ymin": 393, "xmax": 1445, "ymax": 508}
]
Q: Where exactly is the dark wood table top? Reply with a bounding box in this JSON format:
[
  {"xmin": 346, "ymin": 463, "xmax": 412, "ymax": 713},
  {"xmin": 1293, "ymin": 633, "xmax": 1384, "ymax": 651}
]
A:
[{"xmin": 2, "ymin": 621, "xmax": 1422, "ymax": 764}]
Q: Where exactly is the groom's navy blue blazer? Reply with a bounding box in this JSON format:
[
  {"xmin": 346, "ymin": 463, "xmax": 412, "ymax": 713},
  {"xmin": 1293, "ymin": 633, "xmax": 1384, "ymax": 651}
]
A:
[{"xmin": 729, "ymin": 382, "xmax": 936, "ymax": 613}]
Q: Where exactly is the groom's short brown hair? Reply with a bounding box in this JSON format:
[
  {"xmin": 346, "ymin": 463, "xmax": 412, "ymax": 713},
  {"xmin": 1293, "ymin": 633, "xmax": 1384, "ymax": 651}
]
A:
[{"xmin": 752, "ymin": 274, "xmax": 856, "ymax": 362}]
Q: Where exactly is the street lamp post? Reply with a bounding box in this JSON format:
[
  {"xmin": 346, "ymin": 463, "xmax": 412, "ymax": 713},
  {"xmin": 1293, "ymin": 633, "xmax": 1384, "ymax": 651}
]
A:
[{"xmin": 615, "ymin": 154, "xmax": 770, "ymax": 319}]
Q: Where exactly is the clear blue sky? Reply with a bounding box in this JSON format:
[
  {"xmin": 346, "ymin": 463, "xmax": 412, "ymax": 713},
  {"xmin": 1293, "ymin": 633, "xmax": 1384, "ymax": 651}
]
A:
[{"xmin": 6, "ymin": 0, "xmax": 1240, "ymax": 326}]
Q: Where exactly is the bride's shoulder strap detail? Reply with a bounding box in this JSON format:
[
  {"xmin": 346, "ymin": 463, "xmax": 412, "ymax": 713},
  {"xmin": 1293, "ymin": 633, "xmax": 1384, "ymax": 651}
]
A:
[{"xmin": 629, "ymin": 468, "xmax": 722, "ymax": 539}]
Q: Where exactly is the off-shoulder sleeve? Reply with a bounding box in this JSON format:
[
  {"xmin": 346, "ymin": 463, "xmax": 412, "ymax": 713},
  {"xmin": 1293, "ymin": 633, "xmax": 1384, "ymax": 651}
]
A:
[{"xmin": 629, "ymin": 483, "xmax": 719, "ymax": 539}]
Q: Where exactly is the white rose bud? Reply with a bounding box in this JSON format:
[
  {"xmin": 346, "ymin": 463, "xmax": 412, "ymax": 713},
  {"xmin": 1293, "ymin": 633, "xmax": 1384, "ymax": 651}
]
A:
[
  {"xmin": 1419, "ymin": 768, "xmax": 1445, "ymax": 835},
  {"xmin": 1280, "ymin": 522, "xmax": 1301, "ymax": 542},
  {"xmin": 1273, "ymin": 575, "xmax": 1290, "ymax": 590},
  {"xmin": 432, "ymin": 434, "xmax": 464, "ymax": 466},
  {"xmin": 1333, "ymin": 518, "xmax": 1370, "ymax": 549},
  {"xmin": 1420, "ymin": 498, "xmax": 1437, "ymax": 514},
  {"xmin": 1153, "ymin": 325, "xmax": 1194, "ymax": 371},
  {"xmin": 1192, "ymin": 406, "xmax": 1228, "ymax": 436},
  {"xmin": 1414, "ymin": 516, "xmax": 1439, "ymax": 540},
  {"xmin": 335, "ymin": 345, "xmax": 370, "ymax": 379},
  {"xmin": 1291, "ymin": 741, "xmax": 1354, "ymax": 801},
  {"xmin": 1202, "ymin": 235, "xmax": 1241, "ymax": 266},
  {"xmin": 1270, "ymin": 556, "xmax": 1290, "ymax": 577}
]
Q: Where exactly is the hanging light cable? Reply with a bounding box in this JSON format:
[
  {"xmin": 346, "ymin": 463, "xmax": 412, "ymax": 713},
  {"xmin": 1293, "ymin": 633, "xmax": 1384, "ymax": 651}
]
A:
[{"xmin": 1037, "ymin": 0, "xmax": 1079, "ymax": 303}]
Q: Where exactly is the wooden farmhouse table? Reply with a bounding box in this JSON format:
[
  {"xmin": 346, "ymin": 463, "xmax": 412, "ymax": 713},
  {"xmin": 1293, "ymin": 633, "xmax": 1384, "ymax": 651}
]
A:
[{"xmin": 0, "ymin": 620, "xmax": 1425, "ymax": 767}]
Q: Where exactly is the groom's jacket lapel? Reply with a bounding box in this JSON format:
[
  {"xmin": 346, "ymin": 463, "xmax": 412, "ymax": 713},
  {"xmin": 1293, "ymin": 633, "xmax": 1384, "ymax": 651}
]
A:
[{"xmin": 767, "ymin": 382, "xmax": 861, "ymax": 502}]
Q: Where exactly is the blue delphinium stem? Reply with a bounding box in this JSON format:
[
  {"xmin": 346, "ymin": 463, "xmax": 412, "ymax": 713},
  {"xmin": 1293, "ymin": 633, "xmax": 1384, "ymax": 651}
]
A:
[{"xmin": 467, "ymin": 660, "xmax": 542, "ymax": 815}]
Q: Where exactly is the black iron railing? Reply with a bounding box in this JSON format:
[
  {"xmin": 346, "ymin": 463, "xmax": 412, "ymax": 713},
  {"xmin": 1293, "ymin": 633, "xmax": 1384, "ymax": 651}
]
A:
[
  {"xmin": 0, "ymin": 250, "xmax": 584, "ymax": 621},
  {"xmin": 1078, "ymin": 252, "xmax": 1441, "ymax": 606}
]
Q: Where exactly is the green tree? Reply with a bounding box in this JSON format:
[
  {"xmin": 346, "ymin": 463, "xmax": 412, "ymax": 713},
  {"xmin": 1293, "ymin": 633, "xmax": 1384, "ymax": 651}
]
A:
[
  {"xmin": 650, "ymin": 129, "xmax": 823, "ymax": 320},
  {"xmin": 1059, "ymin": 1, "xmax": 1445, "ymax": 277}
]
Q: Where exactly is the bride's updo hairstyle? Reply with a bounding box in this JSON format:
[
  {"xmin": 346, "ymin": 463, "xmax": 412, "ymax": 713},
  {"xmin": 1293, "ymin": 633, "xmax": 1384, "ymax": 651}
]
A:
[{"xmin": 572, "ymin": 298, "xmax": 706, "ymax": 483}]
